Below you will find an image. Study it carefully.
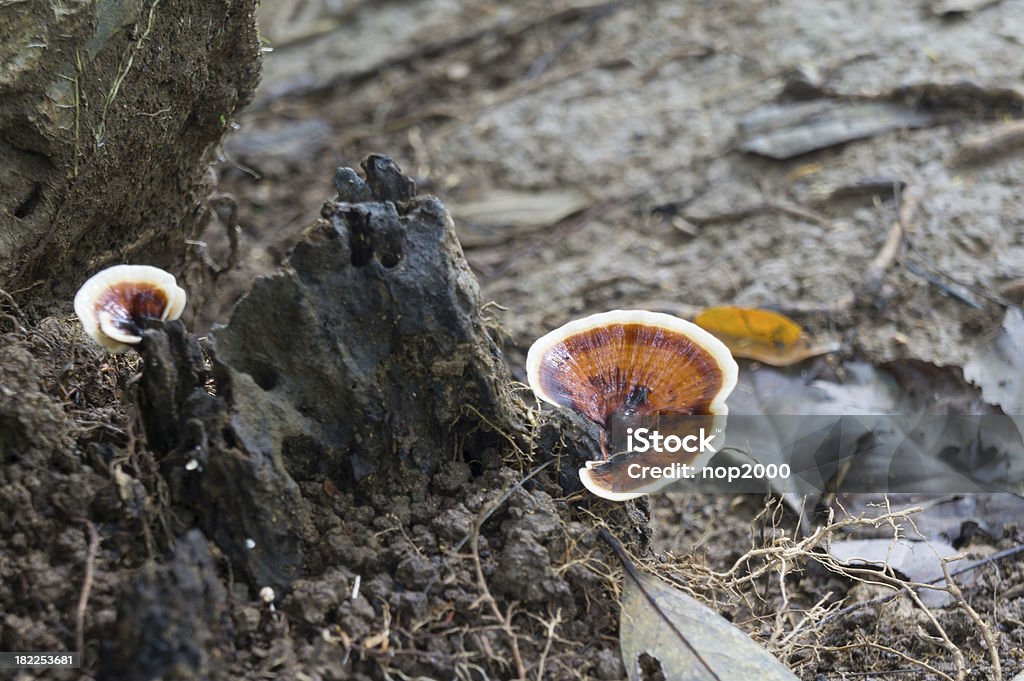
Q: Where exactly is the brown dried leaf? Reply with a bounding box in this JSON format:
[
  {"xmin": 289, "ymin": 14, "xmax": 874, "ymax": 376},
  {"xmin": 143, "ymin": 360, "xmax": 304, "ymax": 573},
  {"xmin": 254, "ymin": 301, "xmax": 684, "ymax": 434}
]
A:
[{"xmin": 449, "ymin": 188, "xmax": 590, "ymax": 247}]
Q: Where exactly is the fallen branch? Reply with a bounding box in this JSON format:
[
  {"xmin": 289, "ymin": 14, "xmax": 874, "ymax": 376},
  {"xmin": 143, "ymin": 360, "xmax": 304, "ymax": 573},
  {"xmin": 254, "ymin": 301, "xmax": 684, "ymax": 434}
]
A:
[
  {"xmin": 864, "ymin": 180, "xmax": 924, "ymax": 293},
  {"xmin": 942, "ymin": 561, "xmax": 1001, "ymax": 681},
  {"xmin": 951, "ymin": 119, "xmax": 1024, "ymax": 166}
]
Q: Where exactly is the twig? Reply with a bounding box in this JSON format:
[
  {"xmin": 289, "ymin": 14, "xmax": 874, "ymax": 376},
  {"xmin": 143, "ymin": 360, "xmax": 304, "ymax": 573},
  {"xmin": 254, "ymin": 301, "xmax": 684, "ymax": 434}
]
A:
[
  {"xmin": 903, "ymin": 238, "xmax": 1021, "ymax": 309},
  {"xmin": 851, "ymin": 638, "xmax": 955, "ymax": 681},
  {"xmin": 942, "ymin": 561, "xmax": 1002, "ymax": 681},
  {"xmin": 469, "ymin": 500, "xmax": 526, "ymax": 679},
  {"xmin": 864, "ymin": 180, "xmax": 923, "ymax": 292},
  {"xmin": 0, "ymin": 287, "xmax": 26, "ymax": 333},
  {"xmin": 951, "ymin": 119, "xmax": 1024, "ymax": 166},
  {"xmin": 640, "ymin": 43, "xmax": 716, "ymax": 81},
  {"xmin": 816, "ymin": 543, "xmax": 1024, "ymax": 629},
  {"xmin": 901, "ymin": 260, "xmax": 983, "ymax": 308},
  {"xmin": 683, "ymin": 200, "xmax": 834, "ymax": 230},
  {"xmin": 898, "ymin": 576, "xmax": 966, "ymax": 680},
  {"xmin": 73, "ymin": 518, "xmax": 99, "ymax": 658},
  {"xmin": 865, "ymin": 220, "xmax": 903, "ymax": 292},
  {"xmin": 533, "ymin": 608, "xmax": 562, "ymax": 681}
]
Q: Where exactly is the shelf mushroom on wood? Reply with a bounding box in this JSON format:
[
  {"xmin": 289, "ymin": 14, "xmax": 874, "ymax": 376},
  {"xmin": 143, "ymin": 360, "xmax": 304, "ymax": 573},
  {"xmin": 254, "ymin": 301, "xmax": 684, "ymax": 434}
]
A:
[{"xmin": 527, "ymin": 310, "xmax": 738, "ymax": 500}]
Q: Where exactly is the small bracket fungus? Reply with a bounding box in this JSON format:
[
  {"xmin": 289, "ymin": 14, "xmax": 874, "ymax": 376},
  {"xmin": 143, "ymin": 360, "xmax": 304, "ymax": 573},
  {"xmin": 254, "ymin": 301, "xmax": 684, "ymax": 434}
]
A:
[
  {"xmin": 74, "ymin": 264, "xmax": 187, "ymax": 353},
  {"xmin": 526, "ymin": 310, "xmax": 738, "ymax": 501}
]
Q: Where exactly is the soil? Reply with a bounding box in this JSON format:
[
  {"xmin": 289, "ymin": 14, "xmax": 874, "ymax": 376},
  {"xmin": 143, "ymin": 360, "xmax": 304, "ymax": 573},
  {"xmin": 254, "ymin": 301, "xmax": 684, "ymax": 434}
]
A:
[{"xmin": 3, "ymin": 1, "xmax": 1024, "ymax": 680}]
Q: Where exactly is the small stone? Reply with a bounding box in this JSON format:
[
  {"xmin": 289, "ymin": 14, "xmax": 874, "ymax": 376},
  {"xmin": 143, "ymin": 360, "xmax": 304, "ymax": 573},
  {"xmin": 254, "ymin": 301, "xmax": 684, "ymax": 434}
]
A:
[
  {"xmin": 395, "ymin": 554, "xmax": 437, "ymax": 591},
  {"xmin": 234, "ymin": 606, "xmax": 261, "ymax": 634}
]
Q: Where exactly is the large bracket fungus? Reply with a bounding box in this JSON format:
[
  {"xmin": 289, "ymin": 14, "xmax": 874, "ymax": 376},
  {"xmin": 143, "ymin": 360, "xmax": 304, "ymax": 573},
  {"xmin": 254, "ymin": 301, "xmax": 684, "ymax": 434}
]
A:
[{"xmin": 527, "ymin": 310, "xmax": 739, "ymax": 500}]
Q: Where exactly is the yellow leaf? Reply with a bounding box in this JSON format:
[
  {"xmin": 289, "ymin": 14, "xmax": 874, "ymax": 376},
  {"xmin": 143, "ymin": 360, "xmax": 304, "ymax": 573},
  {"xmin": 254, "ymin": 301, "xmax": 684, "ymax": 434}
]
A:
[{"xmin": 695, "ymin": 306, "xmax": 838, "ymax": 367}]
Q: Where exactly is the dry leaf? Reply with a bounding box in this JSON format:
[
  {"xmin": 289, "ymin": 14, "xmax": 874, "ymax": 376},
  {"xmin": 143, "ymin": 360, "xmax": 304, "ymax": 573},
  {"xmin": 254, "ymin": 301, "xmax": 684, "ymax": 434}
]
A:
[
  {"xmin": 448, "ymin": 188, "xmax": 590, "ymax": 247},
  {"xmin": 620, "ymin": 567, "xmax": 798, "ymax": 681},
  {"xmin": 695, "ymin": 306, "xmax": 838, "ymax": 366},
  {"xmin": 826, "ymin": 537, "xmax": 966, "ymax": 607},
  {"xmin": 738, "ymin": 100, "xmax": 935, "ymax": 160}
]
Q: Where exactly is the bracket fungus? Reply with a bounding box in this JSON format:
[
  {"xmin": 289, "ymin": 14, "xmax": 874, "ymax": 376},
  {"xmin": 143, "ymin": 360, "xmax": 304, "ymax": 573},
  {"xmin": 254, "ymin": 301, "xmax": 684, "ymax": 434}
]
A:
[
  {"xmin": 527, "ymin": 310, "xmax": 739, "ymax": 500},
  {"xmin": 74, "ymin": 264, "xmax": 187, "ymax": 353}
]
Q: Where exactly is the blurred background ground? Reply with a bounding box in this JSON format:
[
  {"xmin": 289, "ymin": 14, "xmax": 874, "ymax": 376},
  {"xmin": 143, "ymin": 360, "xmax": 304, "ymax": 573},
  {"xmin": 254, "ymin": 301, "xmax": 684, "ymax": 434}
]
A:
[{"xmin": 207, "ymin": 0, "xmax": 1022, "ymax": 370}]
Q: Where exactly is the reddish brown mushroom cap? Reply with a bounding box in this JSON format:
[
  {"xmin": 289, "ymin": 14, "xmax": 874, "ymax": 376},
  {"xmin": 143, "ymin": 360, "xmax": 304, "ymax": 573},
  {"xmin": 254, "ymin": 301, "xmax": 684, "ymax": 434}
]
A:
[
  {"xmin": 526, "ymin": 310, "xmax": 738, "ymax": 501},
  {"xmin": 527, "ymin": 310, "xmax": 738, "ymax": 424}
]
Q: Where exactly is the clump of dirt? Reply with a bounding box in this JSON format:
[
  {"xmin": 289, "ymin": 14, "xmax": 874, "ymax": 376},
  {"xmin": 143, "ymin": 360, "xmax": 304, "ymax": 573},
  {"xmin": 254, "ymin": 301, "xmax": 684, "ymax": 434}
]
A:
[{"xmin": 244, "ymin": 466, "xmax": 630, "ymax": 680}]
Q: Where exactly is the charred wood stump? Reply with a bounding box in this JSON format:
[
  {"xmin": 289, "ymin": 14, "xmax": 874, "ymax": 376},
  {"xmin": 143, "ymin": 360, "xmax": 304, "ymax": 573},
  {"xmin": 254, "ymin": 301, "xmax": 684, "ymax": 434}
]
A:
[
  {"xmin": 137, "ymin": 156, "xmax": 527, "ymax": 591},
  {"xmin": 129, "ymin": 156, "xmax": 647, "ymax": 679},
  {"xmin": 98, "ymin": 530, "xmax": 231, "ymax": 681},
  {"xmin": 138, "ymin": 320, "xmax": 311, "ymax": 592},
  {"xmin": 210, "ymin": 155, "xmax": 523, "ymax": 489}
]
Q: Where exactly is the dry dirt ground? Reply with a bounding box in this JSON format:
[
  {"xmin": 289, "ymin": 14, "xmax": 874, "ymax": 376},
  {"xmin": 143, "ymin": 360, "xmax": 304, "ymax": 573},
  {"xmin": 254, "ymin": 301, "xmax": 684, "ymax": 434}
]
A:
[{"xmin": 3, "ymin": 1, "xmax": 1024, "ymax": 679}]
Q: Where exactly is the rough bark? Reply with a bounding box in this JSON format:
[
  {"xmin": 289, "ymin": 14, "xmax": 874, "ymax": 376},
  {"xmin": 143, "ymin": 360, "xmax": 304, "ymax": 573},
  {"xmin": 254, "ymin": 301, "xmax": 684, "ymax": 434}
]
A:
[{"xmin": 0, "ymin": 0, "xmax": 259, "ymax": 305}]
